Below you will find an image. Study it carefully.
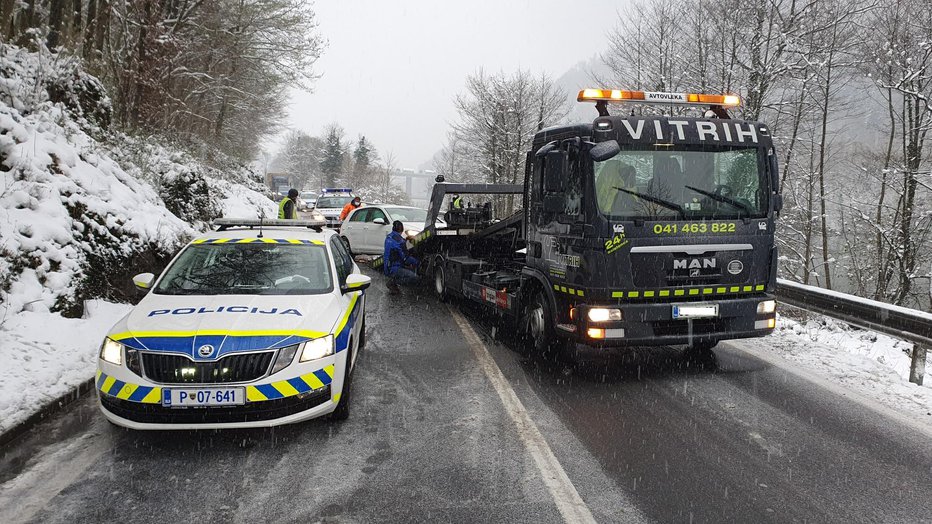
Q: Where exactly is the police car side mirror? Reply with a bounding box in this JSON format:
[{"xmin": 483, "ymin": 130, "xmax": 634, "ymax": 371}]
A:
[
  {"xmin": 373, "ymin": 218, "xmax": 387, "ymax": 225},
  {"xmin": 132, "ymin": 273, "xmax": 155, "ymax": 293},
  {"xmin": 590, "ymin": 140, "xmax": 621, "ymax": 162},
  {"xmin": 341, "ymin": 273, "xmax": 371, "ymax": 294}
]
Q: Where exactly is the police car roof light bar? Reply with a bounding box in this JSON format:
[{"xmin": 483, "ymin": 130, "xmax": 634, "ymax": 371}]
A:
[
  {"xmin": 321, "ymin": 188, "xmax": 352, "ymax": 193},
  {"xmin": 213, "ymin": 217, "xmax": 327, "ymax": 232},
  {"xmin": 578, "ymin": 89, "xmax": 740, "ymax": 118}
]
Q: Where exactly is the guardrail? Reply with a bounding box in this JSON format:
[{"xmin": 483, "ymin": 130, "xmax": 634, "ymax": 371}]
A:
[{"xmin": 776, "ymin": 278, "xmax": 930, "ymax": 385}]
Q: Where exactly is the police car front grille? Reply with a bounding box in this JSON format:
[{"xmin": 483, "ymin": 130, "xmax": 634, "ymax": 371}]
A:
[{"xmin": 141, "ymin": 352, "xmax": 275, "ymax": 384}]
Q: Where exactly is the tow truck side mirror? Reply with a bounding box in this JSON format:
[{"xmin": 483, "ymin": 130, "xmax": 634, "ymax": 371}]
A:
[
  {"xmin": 590, "ymin": 140, "xmax": 621, "ymax": 162},
  {"xmin": 543, "ymin": 150, "xmax": 566, "ymax": 193},
  {"xmin": 132, "ymin": 273, "xmax": 155, "ymax": 293},
  {"xmin": 341, "ymin": 273, "xmax": 371, "ymax": 294},
  {"xmin": 772, "ymin": 193, "xmax": 783, "ymax": 213}
]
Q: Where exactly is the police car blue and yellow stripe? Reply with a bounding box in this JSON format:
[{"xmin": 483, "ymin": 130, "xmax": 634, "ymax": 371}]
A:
[
  {"xmin": 192, "ymin": 238, "xmax": 326, "ymax": 245},
  {"xmin": 96, "ymin": 365, "xmax": 336, "ymax": 404},
  {"xmin": 97, "ymin": 370, "xmax": 162, "ymax": 403}
]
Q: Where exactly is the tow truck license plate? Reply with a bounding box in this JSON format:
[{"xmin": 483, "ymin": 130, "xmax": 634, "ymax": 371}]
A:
[
  {"xmin": 162, "ymin": 387, "xmax": 245, "ymax": 407},
  {"xmin": 672, "ymin": 304, "xmax": 719, "ymax": 319}
]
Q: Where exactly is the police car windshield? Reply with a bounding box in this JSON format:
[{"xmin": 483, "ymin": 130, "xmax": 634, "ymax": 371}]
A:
[
  {"xmin": 316, "ymin": 196, "xmax": 353, "ymax": 208},
  {"xmin": 593, "ymin": 146, "xmax": 766, "ymax": 220},
  {"xmin": 154, "ymin": 243, "xmax": 333, "ymax": 295}
]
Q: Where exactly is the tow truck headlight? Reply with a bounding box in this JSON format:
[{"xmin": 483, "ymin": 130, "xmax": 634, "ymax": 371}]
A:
[
  {"xmin": 587, "ymin": 308, "xmax": 623, "ymax": 322},
  {"xmin": 300, "ymin": 335, "xmax": 334, "ymax": 362},
  {"xmin": 100, "ymin": 338, "xmax": 124, "ymax": 366},
  {"xmin": 757, "ymin": 300, "xmax": 776, "ymax": 314}
]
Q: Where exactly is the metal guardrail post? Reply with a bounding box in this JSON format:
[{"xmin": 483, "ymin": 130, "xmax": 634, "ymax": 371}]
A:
[{"xmin": 910, "ymin": 345, "xmax": 926, "ymax": 386}]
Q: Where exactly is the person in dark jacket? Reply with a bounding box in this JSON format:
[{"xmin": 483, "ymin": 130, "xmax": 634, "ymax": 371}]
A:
[
  {"xmin": 383, "ymin": 220, "xmax": 418, "ymax": 293},
  {"xmin": 278, "ymin": 188, "xmax": 299, "ymax": 219}
]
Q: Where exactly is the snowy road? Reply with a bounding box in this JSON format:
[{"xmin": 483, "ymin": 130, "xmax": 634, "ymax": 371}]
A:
[{"xmin": 1, "ymin": 273, "xmax": 931, "ymax": 523}]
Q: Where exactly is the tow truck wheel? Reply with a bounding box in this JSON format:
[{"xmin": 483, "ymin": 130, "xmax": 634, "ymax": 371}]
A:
[
  {"xmin": 525, "ymin": 291, "xmax": 555, "ymax": 356},
  {"xmin": 433, "ymin": 260, "xmax": 449, "ymax": 302}
]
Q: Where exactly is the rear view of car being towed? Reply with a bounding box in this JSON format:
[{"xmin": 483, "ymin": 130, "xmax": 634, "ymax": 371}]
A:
[{"xmin": 95, "ymin": 218, "xmax": 370, "ymax": 429}]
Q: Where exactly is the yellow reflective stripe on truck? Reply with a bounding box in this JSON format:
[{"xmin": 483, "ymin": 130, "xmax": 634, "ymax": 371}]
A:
[{"xmin": 608, "ymin": 284, "xmax": 769, "ymax": 300}]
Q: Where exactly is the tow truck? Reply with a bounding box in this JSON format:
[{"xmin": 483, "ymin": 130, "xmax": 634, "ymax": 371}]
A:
[{"xmin": 384, "ymin": 89, "xmax": 782, "ymax": 356}]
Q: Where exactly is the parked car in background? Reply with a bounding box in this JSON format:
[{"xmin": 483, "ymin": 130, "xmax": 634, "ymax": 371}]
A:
[
  {"xmin": 315, "ymin": 188, "xmax": 357, "ymax": 227},
  {"xmin": 299, "ymin": 190, "xmax": 317, "ymax": 211},
  {"xmin": 340, "ymin": 205, "xmax": 430, "ymax": 255}
]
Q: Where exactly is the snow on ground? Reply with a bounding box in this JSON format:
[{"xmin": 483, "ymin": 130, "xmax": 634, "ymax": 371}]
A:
[
  {"xmin": 0, "ymin": 300, "xmax": 130, "ymax": 434},
  {"xmin": 758, "ymin": 313, "xmax": 932, "ymax": 424},
  {"xmin": 210, "ymin": 177, "xmax": 278, "ymax": 219}
]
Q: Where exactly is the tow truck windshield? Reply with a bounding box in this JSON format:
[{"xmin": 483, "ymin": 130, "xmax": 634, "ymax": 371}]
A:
[
  {"xmin": 594, "ymin": 146, "xmax": 766, "ymax": 220},
  {"xmin": 154, "ymin": 243, "xmax": 333, "ymax": 295}
]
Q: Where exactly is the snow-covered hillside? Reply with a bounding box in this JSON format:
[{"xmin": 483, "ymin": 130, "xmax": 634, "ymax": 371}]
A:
[{"xmin": 0, "ymin": 42, "xmax": 276, "ymax": 320}]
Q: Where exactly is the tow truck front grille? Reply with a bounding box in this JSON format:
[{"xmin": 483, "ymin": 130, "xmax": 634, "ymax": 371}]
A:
[{"xmin": 141, "ymin": 351, "xmax": 274, "ymax": 384}]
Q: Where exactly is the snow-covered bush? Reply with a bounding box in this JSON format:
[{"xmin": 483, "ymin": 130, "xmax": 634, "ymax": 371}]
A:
[
  {"xmin": 0, "ymin": 41, "xmax": 277, "ymax": 318},
  {"xmin": 0, "ymin": 43, "xmax": 193, "ymax": 318},
  {"xmin": 0, "ymin": 40, "xmax": 111, "ymax": 132}
]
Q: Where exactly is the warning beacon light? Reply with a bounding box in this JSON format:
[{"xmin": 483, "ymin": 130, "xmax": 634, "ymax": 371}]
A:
[
  {"xmin": 577, "ymin": 89, "xmax": 740, "ymax": 117},
  {"xmin": 577, "ymin": 89, "xmax": 740, "ymax": 107}
]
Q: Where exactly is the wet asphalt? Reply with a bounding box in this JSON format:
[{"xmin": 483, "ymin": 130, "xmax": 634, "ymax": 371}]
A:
[{"xmin": 1, "ymin": 269, "xmax": 931, "ymax": 523}]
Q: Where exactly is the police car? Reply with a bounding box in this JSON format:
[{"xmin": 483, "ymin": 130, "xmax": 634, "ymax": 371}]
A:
[
  {"xmin": 314, "ymin": 188, "xmax": 357, "ymax": 227},
  {"xmin": 96, "ymin": 218, "xmax": 369, "ymax": 429}
]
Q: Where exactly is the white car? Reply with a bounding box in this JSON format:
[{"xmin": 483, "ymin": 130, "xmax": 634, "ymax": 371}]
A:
[
  {"xmin": 95, "ymin": 218, "xmax": 369, "ymax": 430},
  {"xmin": 299, "ymin": 190, "xmax": 317, "ymax": 211},
  {"xmin": 340, "ymin": 205, "xmax": 429, "ymax": 255}
]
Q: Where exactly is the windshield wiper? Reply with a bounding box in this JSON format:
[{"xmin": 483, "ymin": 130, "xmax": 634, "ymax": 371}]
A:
[
  {"xmin": 684, "ymin": 185, "xmax": 753, "ymax": 215},
  {"xmin": 614, "ymin": 187, "xmax": 686, "ymax": 218}
]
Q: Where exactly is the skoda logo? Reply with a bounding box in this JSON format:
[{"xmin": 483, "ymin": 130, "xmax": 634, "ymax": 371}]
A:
[
  {"xmin": 727, "ymin": 260, "xmax": 744, "ymax": 275},
  {"xmin": 197, "ymin": 344, "xmax": 216, "ymax": 358}
]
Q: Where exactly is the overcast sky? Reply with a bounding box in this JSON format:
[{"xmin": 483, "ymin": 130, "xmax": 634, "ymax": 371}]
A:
[{"xmin": 283, "ymin": 0, "xmax": 624, "ymax": 169}]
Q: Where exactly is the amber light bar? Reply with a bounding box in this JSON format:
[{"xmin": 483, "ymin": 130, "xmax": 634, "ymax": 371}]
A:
[{"xmin": 577, "ymin": 89, "xmax": 740, "ymax": 107}]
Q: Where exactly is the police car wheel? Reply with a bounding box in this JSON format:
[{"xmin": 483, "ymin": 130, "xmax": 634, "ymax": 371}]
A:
[
  {"xmin": 329, "ymin": 353, "xmax": 353, "ymax": 421},
  {"xmin": 358, "ymin": 314, "xmax": 366, "ymax": 350}
]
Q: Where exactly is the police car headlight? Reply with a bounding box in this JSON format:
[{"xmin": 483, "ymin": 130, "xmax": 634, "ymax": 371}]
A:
[
  {"xmin": 300, "ymin": 335, "xmax": 334, "ymax": 362},
  {"xmin": 270, "ymin": 344, "xmax": 300, "ymax": 375},
  {"xmin": 405, "ymin": 229, "xmax": 418, "ymax": 238},
  {"xmin": 100, "ymin": 338, "xmax": 124, "ymax": 366},
  {"xmin": 587, "ymin": 308, "xmax": 623, "ymax": 322}
]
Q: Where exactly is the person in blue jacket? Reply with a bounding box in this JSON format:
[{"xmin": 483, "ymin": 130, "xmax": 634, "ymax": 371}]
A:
[{"xmin": 383, "ymin": 220, "xmax": 419, "ymax": 293}]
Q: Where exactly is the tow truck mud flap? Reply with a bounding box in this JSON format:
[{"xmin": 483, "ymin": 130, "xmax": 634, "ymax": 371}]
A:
[{"xmin": 462, "ymin": 281, "xmax": 514, "ymax": 311}]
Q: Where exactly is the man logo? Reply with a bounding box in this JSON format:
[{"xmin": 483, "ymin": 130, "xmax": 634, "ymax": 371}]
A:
[
  {"xmin": 197, "ymin": 344, "xmax": 216, "ymax": 358},
  {"xmin": 727, "ymin": 260, "xmax": 744, "ymax": 275},
  {"xmin": 673, "ymin": 258, "xmax": 717, "ymax": 270}
]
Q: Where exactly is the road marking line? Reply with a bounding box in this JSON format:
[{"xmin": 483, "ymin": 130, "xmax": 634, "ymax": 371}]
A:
[{"xmin": 449, "ymin": 308, "xmax": 597, "ymax": 524}]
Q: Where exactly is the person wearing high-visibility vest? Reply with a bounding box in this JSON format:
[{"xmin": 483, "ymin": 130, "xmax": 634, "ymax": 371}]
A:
[
  {"xmin": 595, "ymin": 160, "xmax": 637, "ymax": 213},
  {"xmin": 278, "ymin": 188, "xmax": 300, "ymax": 219},
  {"xmin": 452, "ymin": 194, "xmax": 463, "ymax": 209}
]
